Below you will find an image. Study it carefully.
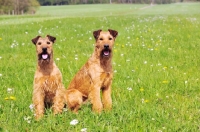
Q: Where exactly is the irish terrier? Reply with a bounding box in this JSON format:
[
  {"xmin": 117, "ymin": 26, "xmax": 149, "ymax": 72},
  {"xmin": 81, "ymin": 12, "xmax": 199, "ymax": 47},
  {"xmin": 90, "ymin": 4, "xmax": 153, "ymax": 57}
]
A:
[
  {"xmin": 66, "ymin": 29, "xmax": 118, "ymax": 113},
  {"xmin": 32, "ymin": 35, "xmax": 66, "ymax": 119}
]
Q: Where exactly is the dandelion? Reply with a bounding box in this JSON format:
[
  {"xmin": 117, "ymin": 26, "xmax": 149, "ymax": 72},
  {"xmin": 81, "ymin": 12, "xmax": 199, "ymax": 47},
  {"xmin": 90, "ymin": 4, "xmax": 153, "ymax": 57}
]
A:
[
  {"xmin": 0, "ymin": 38, "xmax": 2, "ymax": 40},
  {"xmin": 81, "ymin": 128, "xmax": 87, "ymax": 132},
  {"xmin": 5, "ymin": 96, "xmax": 16, "ymax": 100},
  {"xmin": 70, "ymin": 119, "xmax": 78, "ymax": 125},
  {"xmin": 162, "ymin": 80, "xmax": 168, "ymax": 84},
  {"xmin": 140, "ymin": 88, "xmax": 144, "ymax": 92},
  {"xmin": 4, "ymin": 97, "xmax": 9, "ymax": 100},
  {"xmin": 163, "ymin": 67, "xmax": 167, "ymax": 70},
  {"xmin": 10, "ymin": 96, "xmax": 16, "ymax": 100},
  {"xmin": 145, "ymin": 99, "xmax": 149, "ymax": 103}
]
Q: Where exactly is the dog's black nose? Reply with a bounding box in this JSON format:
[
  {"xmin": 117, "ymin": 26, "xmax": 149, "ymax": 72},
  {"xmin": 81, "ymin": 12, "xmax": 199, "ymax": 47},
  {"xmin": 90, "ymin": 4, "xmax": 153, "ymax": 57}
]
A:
[
  {"xmin": 104, "ymin": 44, "xmax": 109, "ymax": 49},
  {"xmin": 42, "ymin": 48, "xmax": 47, "ymax": 52}
]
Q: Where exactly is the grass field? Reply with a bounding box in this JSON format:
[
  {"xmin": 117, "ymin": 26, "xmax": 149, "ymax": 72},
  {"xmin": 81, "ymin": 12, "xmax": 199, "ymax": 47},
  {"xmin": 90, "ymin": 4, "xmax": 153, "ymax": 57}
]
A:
[{"xmin": 0, "ymin": 2, "xmax": 200, "ymax": 132}]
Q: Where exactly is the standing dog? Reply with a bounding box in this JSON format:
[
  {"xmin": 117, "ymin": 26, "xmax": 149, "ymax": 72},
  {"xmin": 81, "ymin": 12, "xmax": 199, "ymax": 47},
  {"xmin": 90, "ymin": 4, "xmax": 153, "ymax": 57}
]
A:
[
  {"xmin": 32, "ymin": 35, "xmax": 66, "ymax": 119},
  {"xmin": 66, "ymin": 29, "xmax": 118, "ymax": 113}
]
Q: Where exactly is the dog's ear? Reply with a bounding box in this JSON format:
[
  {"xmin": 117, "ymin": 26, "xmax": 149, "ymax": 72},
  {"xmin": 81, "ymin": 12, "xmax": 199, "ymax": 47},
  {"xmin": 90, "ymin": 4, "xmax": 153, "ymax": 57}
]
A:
[
  {"xmin": 93, "ymin": 29, "xmax": 102, "ymax": 41},
  {"xmin": 108, "ymin": 29, "xmax": 118, "ymax": 39},
  {"xmin": 32, "ymin": 36, "xmax": 41, "ymax": 45},
  {"xmin": 47, "ymin": 35, "xmax": 56, "ymax": 43}
]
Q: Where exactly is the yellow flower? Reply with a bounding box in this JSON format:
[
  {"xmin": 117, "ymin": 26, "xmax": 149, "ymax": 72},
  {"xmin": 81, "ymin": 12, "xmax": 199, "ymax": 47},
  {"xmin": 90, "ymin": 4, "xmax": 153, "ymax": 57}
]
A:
[
  {"xmin": 145, "ymin": 100, "xmax": 149, "ymax": 103},
  {"xmin": 140, "ymin": 88, "xmax": 144, "ymax": 92},
  {"xmin": 114, "ymin": 49, "xmax": 117, "ymax": 52},
  {"xmin": 5, "ymin": 97, "xmax": 9, "ymax": 100},
  {"xmin": 0, "ymin": 38, "xmax": 2, "ymax": 40},
  {"xmin": 121, "ymin": 45, "xmax": 124, "ymax": 48},
  {"xmin": 4, "ymin": 96, "xmax": 16, "ymax": 100},
  {"xmin": 10, "ymin": 96, "xmax": 16, "ymax": 100},
  {"xmin": 162, "ymin": 80, "xmax": 169, "ymax": 84}
]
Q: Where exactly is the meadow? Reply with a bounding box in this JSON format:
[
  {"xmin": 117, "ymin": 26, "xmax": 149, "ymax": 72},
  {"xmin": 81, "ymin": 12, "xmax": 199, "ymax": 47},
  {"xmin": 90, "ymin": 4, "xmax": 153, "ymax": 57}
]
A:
[{"xmin": 0, "ymin": 3, "xmax": 200, "ymax": 131}]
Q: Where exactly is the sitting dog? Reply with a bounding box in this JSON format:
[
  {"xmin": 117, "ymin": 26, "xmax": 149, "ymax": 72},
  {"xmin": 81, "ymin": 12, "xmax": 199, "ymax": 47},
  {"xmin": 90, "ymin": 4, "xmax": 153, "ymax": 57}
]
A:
[
  {"xmin": 32, "ymin": 35, "xmax": 66, "ymax": 119},
  {"xmin": 66, "ymin": 29, "xmax": 118, "ymax": 113}
]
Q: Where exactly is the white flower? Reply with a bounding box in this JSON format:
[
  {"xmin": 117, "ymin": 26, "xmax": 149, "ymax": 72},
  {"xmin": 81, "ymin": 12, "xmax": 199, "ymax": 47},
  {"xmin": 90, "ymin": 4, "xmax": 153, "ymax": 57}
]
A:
[
  {"xmin": 63, "ymin": 107, "xmax": 68, "ymax": 112},
  {"xmin": 0, "ymin": 73, "xmax": 2, "ymax": 77},
  {"xmin": 29, "ymin": 104, "xmax": 34, "ymax": 111},
  {"xmin": 75, "ymin": 57, "xmax": 78, "ymax": 60},
  {"xmin": 70, "ymin": 119, "xmax": 78, "ymax": 125},
  {"xmin": 144, "ymin": 61, "xmax": 147, "ymax": 64},
  {"xmin": 7, "ymin": 88, "xmax": 13, "ymax": 93},
  {"xmin": 0, "ymin": 56, "xmax": 2, "ymax": 59},
  {"xmin": 127, "ymin": 87, "xmax": 132, "ymax": 91},
  {"xmin": 56, "ymin": 58, "xmax": 60, "ymax": 61},
  {"xmin": 38, "ymin": 29, "xmax": 42, "ymax": 34},
  {"xmin": 24, "ymin": 116, "xmax": 32, "ymax": 123},
  {"xmin": 81, "ymin": 128, "xmax": 87, "ymax": 132}
]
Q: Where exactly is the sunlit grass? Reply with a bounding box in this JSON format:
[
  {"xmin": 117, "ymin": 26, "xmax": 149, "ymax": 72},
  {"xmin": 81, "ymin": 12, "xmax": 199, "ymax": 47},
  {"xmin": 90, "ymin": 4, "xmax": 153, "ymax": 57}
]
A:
[{"xmin": 0, "ymin": 3, "xmax": 200, "ymax": 132}]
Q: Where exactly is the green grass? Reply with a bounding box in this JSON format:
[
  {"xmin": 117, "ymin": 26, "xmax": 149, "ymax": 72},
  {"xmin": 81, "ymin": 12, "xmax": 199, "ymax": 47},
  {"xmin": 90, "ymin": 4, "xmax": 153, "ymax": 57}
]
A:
[{"xmin": 0, "ymin": 3, "xmax": 200, "ymax": 132}]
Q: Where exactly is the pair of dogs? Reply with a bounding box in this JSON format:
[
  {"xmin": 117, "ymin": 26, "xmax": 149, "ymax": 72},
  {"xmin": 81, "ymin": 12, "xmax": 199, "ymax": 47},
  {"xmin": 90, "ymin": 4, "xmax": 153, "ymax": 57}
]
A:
[{"xmin": 31, "ymin": 29, "xmax": 118, "ymax": 119}]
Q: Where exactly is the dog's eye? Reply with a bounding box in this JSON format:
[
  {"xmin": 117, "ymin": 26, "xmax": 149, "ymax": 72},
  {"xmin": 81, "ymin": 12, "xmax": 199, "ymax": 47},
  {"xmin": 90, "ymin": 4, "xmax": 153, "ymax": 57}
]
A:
[
  {"xmin": 99, "ymin": 38, "xmax": 103, "ymax": 40},
  {"xmin": 37, "ymin": 42, "xmax": 41, "ymax": 45},
  {"xmin": 47, "ymin": 42, "xmax": 50, "ymax": 44},
  {"xmin": 109, "ymin": 38, "xmax": 112, "ymax": 40}
]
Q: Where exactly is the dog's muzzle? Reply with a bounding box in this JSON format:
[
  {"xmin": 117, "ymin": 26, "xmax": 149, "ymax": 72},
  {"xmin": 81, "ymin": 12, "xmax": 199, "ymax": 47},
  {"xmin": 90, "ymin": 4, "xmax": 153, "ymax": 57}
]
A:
[
  {"xmin": 40, "ymin": 48, "xmax": 49, "ymax": 60},
  {"xmin": 102, "ymin": 44, "xmax": 111, "ymax": 57}
]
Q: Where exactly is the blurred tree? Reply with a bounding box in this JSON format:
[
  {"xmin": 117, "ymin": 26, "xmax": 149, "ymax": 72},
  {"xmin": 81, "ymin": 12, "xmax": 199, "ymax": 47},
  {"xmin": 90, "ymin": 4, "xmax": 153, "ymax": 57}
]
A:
[{"xmin": 0, "ymin": 0, "xmax": 40, "ymax": 15}]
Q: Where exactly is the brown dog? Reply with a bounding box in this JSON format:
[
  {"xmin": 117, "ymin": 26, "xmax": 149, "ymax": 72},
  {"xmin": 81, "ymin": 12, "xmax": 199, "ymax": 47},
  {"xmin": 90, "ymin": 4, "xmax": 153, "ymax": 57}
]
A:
[
  {"xmin": 32, "ymin": 35, "xmax": 66, "ymax": 119},
  {"xmin": 66, "ymin": 29, "xmax": 118, "ymax": 113}
]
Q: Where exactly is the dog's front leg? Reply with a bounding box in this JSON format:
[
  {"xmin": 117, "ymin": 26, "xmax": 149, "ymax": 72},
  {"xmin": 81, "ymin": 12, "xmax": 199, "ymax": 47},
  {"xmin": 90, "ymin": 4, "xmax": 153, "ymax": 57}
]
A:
[
  {"xmin": 89, "ymin": 85, "xmax": 103, "ymax": 113},
  {"xmin": 52, "ymin": 88, "xmax": 65, "ymax": 115},
  {"xmin": 33, "ymin": 88, "xmax": 45, "ymax": 120},
  {"xmin": 102, "ymin": 84, "xmax": 112, "ymax": 111}
]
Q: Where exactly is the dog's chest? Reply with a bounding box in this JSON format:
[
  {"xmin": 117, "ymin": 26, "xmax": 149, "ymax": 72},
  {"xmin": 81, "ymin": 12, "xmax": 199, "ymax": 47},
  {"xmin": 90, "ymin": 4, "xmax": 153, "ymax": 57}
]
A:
[
  {"xmin": 100, "ymin": 72, "xmax": 112, "ymax": 87},
  {"xmin": 35, "ymin": 75, "xmax": 61, "ymax": 93}
]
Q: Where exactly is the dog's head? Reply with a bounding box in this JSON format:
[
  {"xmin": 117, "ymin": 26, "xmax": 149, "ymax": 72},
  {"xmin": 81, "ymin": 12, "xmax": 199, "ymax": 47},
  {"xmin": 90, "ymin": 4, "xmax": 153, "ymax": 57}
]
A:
[
  {"xmin": 93, "ymin": 29, "xmax": 118, "ymax": 59},
  {"xmin": 32, "ymin": 35, "xmax": 56, "ymax": 62}
]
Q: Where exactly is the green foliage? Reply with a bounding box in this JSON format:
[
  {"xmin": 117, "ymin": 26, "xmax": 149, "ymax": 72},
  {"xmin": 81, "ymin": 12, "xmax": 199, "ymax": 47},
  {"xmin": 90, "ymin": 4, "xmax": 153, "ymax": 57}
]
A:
[{"xmin": 0, "ymin": 3, "xmax": 200, "ymax": 131}]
